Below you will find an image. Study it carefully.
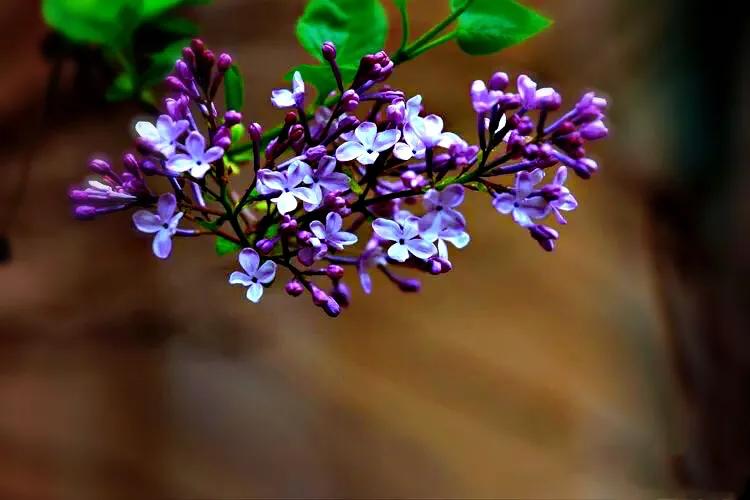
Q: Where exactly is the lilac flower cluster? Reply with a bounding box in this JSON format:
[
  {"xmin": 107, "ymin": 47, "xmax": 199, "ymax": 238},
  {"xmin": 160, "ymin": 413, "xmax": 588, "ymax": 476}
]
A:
[{"xmin": 69, "ymin": 39, "xmax": 608, "ymax": 316}]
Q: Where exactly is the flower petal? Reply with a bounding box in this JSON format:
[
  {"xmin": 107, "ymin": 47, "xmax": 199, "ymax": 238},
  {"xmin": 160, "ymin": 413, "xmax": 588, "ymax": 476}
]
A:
[
  {"xmin": 256, "ymin": 260, "xmax": 277, "ymax": 284},
  {"xmin": 401, "ymin": 217, "xmax": 420, "ymax": 240},
  {"xmin": 309, "ymin": 220, "xmax": 326, "ymax": 240},
  {"xmin": 152, "ymin": 230, "xmax": 173, "ymax": 259},
  {"xmin": 238, "ymin": 247, "xmax": 260, "ymax": 275},
  {"xmin": 329, "ymin": 231, "xmax": 358, "ymax": 248},
  {"xmin": 371, "ymin": 218, "xmax": 401, "ymax": 241},
  {"xmin": 184, "ymin": 131, "xmax": 206, "ymax": 159},
  {"xmin": 157, "ymin": 193, "xmax": 177, "ymax": 221},
  {"xmin": 317, "ymin": 156, "xmax": 336, "ymax": 176},
  {"xmin": 203, "ymin": 147, "xmax": 225, "ymax": 164},
  {"xmin": 246, "ymin": 282, "xmax": 264, "ymax": 303},
  {"xmin": 392, "ymin": 142, "xmax": 413, "ymax": 161},
  {"xmin": 135, "ymin": 121, "xmax": 160, "ymax": 142},
  {"xmin": 492, "ymin": 193, "xmax": 515, "ymax": 214},
  {"xmin": 406, "ymin": 238, "xmax": 437, "ymax": 260},
  {"xmin": 292, "ymin": 186, "xmax": 319, "ymax": 205},
  {"xmin": 335, "ymin": 141, "xmax": 366, "ymax": 162},
  {"xmin": 325, "ymin": 212, "xmax": 343, "ymax": 233},
  {"xmin": 319, "ymin": 173, "xmax": 350, "ymax": 193},
  {"xmin": 274, "ymin": 192, "xmax": 298, "ymax": 214},
  {"xmin": 372, "ymin": 129, "xmax": 401, "ymax": 152},
  {"xmin": 166, "ymin": 155, "xmax": 195, "ymax": 173},
  {"xmin": 358, "ymin": 267, "xmax": 373, "ymax": 294},
  {"xmin": 440, "ymin": 184, "xmax": 464, "ymax": 207},
  {"xmin": 229, "ymin": 271, "xmax": 253, "ymax": 286},
  {"xmin": 387, "ymin": 243, "xmax": 410, "ymax": 262},
  {"xmin": 271, "ymin": 89, "xmax": 295, "ymax": 108},
  {"xmin": 132, "ymin": 210, "xmax": 162, "ymax": 233},
  {"xmin": 258, "ymin": 170, "xmax": 287, "ymax": 191},
  {"xmin": 354, "ymin": 121, "xmax": 377, "ymax": 148},
  {"xmin": 512, "ymin": 208, "xmax": 534, "ymax": 227}
]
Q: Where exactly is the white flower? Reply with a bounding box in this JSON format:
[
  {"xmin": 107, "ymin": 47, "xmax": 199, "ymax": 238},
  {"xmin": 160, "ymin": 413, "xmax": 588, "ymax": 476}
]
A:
[
  {"xmin": 135, "ymin": 114, "xmax": 189, "ymax": 156},
  {"xmin": 166, "ymin": 131, "xmax": 224, "ymax": 178},
  {"xmin": 257, "ymin": 163, "xmax": 318, "ymax": 215},
  {"xmin": 229, "ymin": 248, "xmax": 277, "ymax": 303},
  {"xmin": 371, "ymin": 216, "xmax": 437, "ymax": 262},
  {"xmin": 335, "ymin": 122, "xmax": 401, "ymax": 165}
]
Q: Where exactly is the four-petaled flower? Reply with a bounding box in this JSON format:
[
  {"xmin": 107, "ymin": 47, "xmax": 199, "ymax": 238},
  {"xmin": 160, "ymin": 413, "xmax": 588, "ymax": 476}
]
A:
[
  {"xmin": 423, "ymin": 224, "xmax": 470, "ymax": 260},
  {"xmin": 271, "ymin": 71, "xmax": 305, "ymax": 109},
  {"xmin": 135, "ymin": 114, "xmax": 189, "ymax": 156},
  {"xmin": 299, "ymin": 156, "xmax": 351, "ymax": 210},
  {"xmin": 517, "ymin": 74, "xmax": 558, "ymax": 110},
  {"xmin": 393, "ymin": 122, "xmax": 426, "ymax": 161},
  {"xmin": 299, "ymin": 212, "xmax": 358, "ymax": 263},
  {"xmin": 229, "ymin": 248, "xmax": 277, "ymax": 303},
  {"xmin": 408, "ymin": 114, "xmax": 452, "ymax": 149},
  {"xmin": 420, "ymin": 184, "xmax": 466, "ymax": 231},
  {"xmin": 132, "ymin": 193, "xmax": 184, "ymax": 259},
  {"xmin": 335, "ymin": 122, "xmax": 401, "ymax": 165},
  {"xmin": 257, "ymin": 163, "xmax": 318, "ymax": 215},
  {"xmin": 166, "ymin": 131, "xmax": 224, "ymax": 178},
  {"xmin": 546, "ymin": 166, "xmax": 578, "ymax": 224},
  {"xmin": 492, "ymin": 169, "xmax": 548, "ymax": 227},
  {"xmin": 372, "ymin": 216, "xmax": 437, "ymax": 262}
]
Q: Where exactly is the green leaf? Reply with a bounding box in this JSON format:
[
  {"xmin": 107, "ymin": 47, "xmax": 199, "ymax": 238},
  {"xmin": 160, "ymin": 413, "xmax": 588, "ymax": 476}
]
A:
[
  {"xmin": 140, "ymin": 39, "xmax": 188, "ymax": 88},
  {"xmin": 286, "ymin": 64, "xmax": 357, "ymax": 104},
  {"xmin": 295, "ymin": 0, "xmax": 388, "ymax": 65},
  {"xmin": 450, "ymin": 0, "xmax": 551, "ymax": 55},
  {"xmin": 150, "ymin": 16, "xmax": 199, "ymax": 37},
  {"xmin": 465, "ymin": 180, "xmax": 487, "ymax": 192},
  {"xmin": 43, "ymin": 0, "xmax": 143, "ymax": 46},
  {"xmin": 264, "ymin": 223, "xmax": 280, "ymax": 239},
  {"xmin": 340, "ymin": 166, "xmax": 363, "ymax": 195},
  {"xmin": 215, "ymin": 236, "xmax": 242, "ymax": 256},
  {"xmin": 230, "ymin": 123, "xmax": 246, "ymax": 144},
  {"xmin": 105, "ymin": 71, "xmax": 136, "ymax": 101},
  {"xmin": 224, "ymin": 65, "xmax": 244, "ymax": 111},
  {"xmin": 142, "ymin": 0, "xmax": 183, "ymax": 18}
]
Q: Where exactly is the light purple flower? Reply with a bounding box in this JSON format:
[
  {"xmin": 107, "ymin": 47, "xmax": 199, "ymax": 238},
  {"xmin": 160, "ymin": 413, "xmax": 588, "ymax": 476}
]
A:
[
  {"xmin": 372, "ymin": 216, "xmax": 437, "ymax": 262},
  {"xmin": 408, "ymin": 114, "xmax": 451, "ymax": 149},
  {"xmin": 135, "ymin": 114, "xmax": 189, "ymax": 156},
  {"xmin": 271, "ymin": 71, "xmax": 305, "ymax": 108},
  {"xmin": 166, "ymin": 131, "xmax": 224, "ymax": 178},
  {"xmin": 335, "ymin": 122, "xmax": 401, "ymax": 165},
  {"xmin": 132, "ymin": 193, "xmax": 183, "ymax": 259},
  {"xmin": 299, "ymin": 212, "xmax": 358, "ymax": 264},
  {"xmin": 357, "ymin": 239, "xmax": 387, "ymax": 294},
  {"xmin": 299, "ymin": 156, "xmax": 350, "ymax": 210},
  {"xmin": 229, "ymin": 248, "xmax": 277, "ymax": 303},
  {"xmin": 422, "ymin": 224, "xmax": 470, "ymax": 259},
  {"xmin": 492, "ymin": 169, "xmax": 548, "ymax": 227},
  {"xmin": 546, "ymin": 166, "xmax": 578, "ymax": 224},
  {"xmin": 420, "ymin": 184, "xmax": 466, "ymax": 231},
  {"xmin": 393, "ymin": 122, "xmax": 426, "ymax": 161},
  {"xmin": 470, "ymin": 80, "xmax": 503, "ymax": 113},
  {"xmin": 257, "ymin": 163, "xmax": 318, "ymax": 215}
]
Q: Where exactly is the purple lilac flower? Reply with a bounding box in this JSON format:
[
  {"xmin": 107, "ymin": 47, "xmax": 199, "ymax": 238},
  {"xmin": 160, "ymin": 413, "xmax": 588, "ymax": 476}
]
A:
[
  {"xmin": 372, "ymin": 216, "xmax": 437, "ymax": 262},
  {"xmin": 335, "ymin": 122, "xmax": 401, "ymax": 165},
  {"xmin": 271, "ymin": 71, "xmax": 305, "ymax": 109},
  {"xmin": 517, "ymin": 75, "xmax": 560, "ymax": 110},
  {"xmin": 134, "ymin": 115, "xmax": 189, "ymax": 156},
  {"xmin": 229, "ymin": 248, "xmax": 277, "ymax": 303},
  {"xmin": 393, "ymin": 122, "xmax": 426, "ymax": 161},
  {"xmin": 357, "ymin": 239, "xmax": 387, "ymax": 294},
  {"xmin": 492, "ymin": 169, "xmax": 548, "ymax": 227},
  {"xmin": 419, "ymin": 184, "xmax": 466, "ymax": 231},
  {"xmin": 166, "ymin": 131, "xmax": 224, "ymax": 178},
  {"xmin": 257, "ymin": 163, "xmax": 318, "ymax": 214},
  {"xmin": 298, "ymin": 156, "xmax": 350, "ymax": 210},
  {"xmin": 470, "ymin": 80, "xmax": 503, "ymax": 113},
  {"xmin": 422, "ymin": 223, "xmax": 470, "ymax": 259},
  {"xmin": 544, "ymin": 166, "xmax": 578, "ymax": 224},
  {"xmin": 299, "ymin": 212, "xmax": 358, "ymax": 263},
  {"xmin": 132, "ymin": 193, "xmax": 184, "ymax": 259},
  {"xmin": 408, "ymin": 114, "xmax": 451, "ymax": 148}
]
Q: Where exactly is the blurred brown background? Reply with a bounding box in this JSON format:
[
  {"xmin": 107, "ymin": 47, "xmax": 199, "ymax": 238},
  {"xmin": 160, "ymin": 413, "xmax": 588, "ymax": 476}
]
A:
[{"xmin": 1, "ymin": 0, "xmax": 749, "ymax": 498}]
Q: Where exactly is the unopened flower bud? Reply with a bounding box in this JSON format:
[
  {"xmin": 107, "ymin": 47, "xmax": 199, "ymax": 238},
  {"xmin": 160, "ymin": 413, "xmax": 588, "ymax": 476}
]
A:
[
  {"xmin": 248, "ymin": 122, "xmax": 263, "ymax": 142},
  {"xmin": 321, "ymin": 41, "xmax": 337, "ymax": 61},
  {"xmin": 296, "ymin": 230, "xmax": 312, "ymax": 244},
  {"xmin": 256, "ymin": 237, "xmax": 277, "ymax": 254},
  {"xmin": 122, "ymin": 154, "xmax": 140, "ymax": 175},
  {"xmin": 529, "ymin": 224, "xmax": 559, "ymax": 252},
  {"xmin": 280, "ymin": 215, "xmax": 298, "ymax": 234},
  {"xmin": 224, "ymin": 110, "xmax": 242, "ymax": 125},
  {"xmin": 289, "ymin": 124, "xmax": 305, "ymax": 142},
  {"xmin": 285, "ymin": 279, "xmax": 305, "ymax": 297},
  {"xmin": 74, "ymin": 205, "xmax": 97, "ymax": 220},
  {"xmin": 284, "ymin": 111, "xmax": 298, "ymax": 126},
  {"xmin": 579, "ymin": 120, "xmax": 608, "ymax": 141},
  {"xmin": 304, "ymin": 145, "xmax": 327, "ymax": 162},
  {"xmin": 341, "ymin": 90, "xmax": 359, "ymax": 112},
  {"xmin": 325, "ymin": 264, "xmax": 345, "ymax": 280},
  {"xmin": 573, "ymin": 158, "xmax": 598, "ymax": 179},
  {"xmin": 322, "ymin": 297, "xmax": 341, "ymax": 317},
  {"xmin": 89, "ymin": 159, "xmax": 112, "ymax": 175},
  {"xmin": 311, "ymin": 286, "xmax": 329, "ymax": 306},
  {"xmin": 331, "ymin": 282, "xmax": 351, "ymax": 307},
  {"xmin": 397, "ymin": 277, "xmax": 421, "ymax": 293},
  {"xmin": 489, "ymin": 71, "xmax": 509, "ymax": 91},
  {"xmin": 217, "ymin": 53, "xmax": 232, "ymax": 72}
]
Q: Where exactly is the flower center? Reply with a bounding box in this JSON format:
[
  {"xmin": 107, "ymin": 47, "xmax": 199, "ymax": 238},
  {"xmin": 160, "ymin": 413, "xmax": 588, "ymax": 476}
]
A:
[
  {"xmin": 366, "ymin": 148, "xmax": 373, "ymax": 154},
  {"xmin": 398, "ymin": 238, "xmax": 405, "ymax": 245},
  {"xmin": 251, "ymin": 277, "xmax": 258, "ymax": 283},
  {"xmin": 162, "ymin": 223, "xmax": 169, "ymax": 229},
  {"xmin": 436, "ymin": 206, "xmax": 443, "ymax": 211},
  {"xmin": 513, "ymin": 202, "xmax": 520, "ymax": 208}
]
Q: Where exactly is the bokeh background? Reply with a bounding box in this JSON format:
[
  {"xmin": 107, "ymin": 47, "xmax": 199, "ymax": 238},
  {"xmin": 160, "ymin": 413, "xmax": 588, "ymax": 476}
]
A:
[{"xmin": 1, "ymin": 0, "xmax": 749, "ymax": 498}]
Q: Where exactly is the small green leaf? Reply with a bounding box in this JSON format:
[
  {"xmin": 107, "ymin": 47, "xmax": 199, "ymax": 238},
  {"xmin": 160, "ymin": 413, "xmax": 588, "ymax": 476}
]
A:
[
  {"xmin": 215, "ymin": 236, "xmax": 242, "ymax": 256},
  {"xmin": 340, "ymin": 166, "xmax": 363, "ymax": 195},
  {"xmin": 465, "ymin": 180, "xmax": 487, "ymax": 192},
  {"xmin": 230, "ymin": 123, "xmax": 246, "ymax": 144},
  {"xmin": 450, "ymin": 0, "xmax": 551, "ymax": 55},
  {"xmin": 106, "ymin": 72, "xmax": 136, "ymax": 101},
  {"xmin": 286, "ymin": 64, "xmax": 357, "ymax": 104},
  {"xmin": 435, "ymin": 175, "xmax": 458, "ymax": 190},
  {"xmin": 224, "ymin": 65, "xmax": 244, "ymax": 111},
  {"xmin": 265, "ymin": 223, "xmax": 280, "ymax": 238},
  {"xmin": 295, "ymin": 0, "xmax": 388, "ymax": 65}
]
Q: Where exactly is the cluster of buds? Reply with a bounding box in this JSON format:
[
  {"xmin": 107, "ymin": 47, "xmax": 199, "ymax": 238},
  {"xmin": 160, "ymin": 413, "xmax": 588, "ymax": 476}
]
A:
[{"xmin": 69, "ymin": 38, "xmax": 608, "ymax": 316}]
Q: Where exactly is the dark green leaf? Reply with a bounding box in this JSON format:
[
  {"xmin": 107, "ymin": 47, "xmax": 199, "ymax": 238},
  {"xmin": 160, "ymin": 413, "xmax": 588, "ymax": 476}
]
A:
[
  {"xmin": 295, "ymin": 0, "xmax": 388, "ymax": 65},
  {"xmin": 106, "ymin": 72, "xmax": 136, "ymax": 101},
  {"xmin": 224, "ymin": 65, "xmax": 244, "ymax": 111},
  {"xmin": 450, "ymin": 0, "xmax": 551, "ymax": 55},
  {"xmin": 286, "ymin": 64, "xmax": 357, "ymax": 104},
  {"xmin": 215, "ymin": 236, "xmax": 242, "ymax": 256},
  {"xmin": 264, "ymin": 223, "xmax": 280, "ymax": 239},
  {"xmin": 142, "ymin": 0, "xmax": 183, "ymax": 18},
  {"xmin": 140, "ymin": 39, "xmax": 187, "ymax": 88},
  {"xmin": 42, "ymin": 0, "xmax": 141, "ymax": 46},
  {"xmin": 150, "ymin": 16, "xmax": 198, "ymax": 37}
]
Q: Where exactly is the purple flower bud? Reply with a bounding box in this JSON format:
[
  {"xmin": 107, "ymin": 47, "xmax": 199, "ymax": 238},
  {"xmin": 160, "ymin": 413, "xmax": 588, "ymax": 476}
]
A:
[
  {"xmin": 89, "ymin": 159, "xmax": 112, "ymax": 175},
  {"xmin": 122, "ymin": 154, "xmax": 139, "ymax": 175},
  {"xmin": 500, "ymin": 93, "xmax": 522, "ymax": 110},
  {"xmin": 429, "ymin": 260, "xmax": 442, "ymax": 275},
  {"xmin": 573, "ymin": 158, "xmax": 598, "ymax": 179},
  {"xmin": 214, "ymin": 135, "xmax": 232, "ymax": 150},
  {"xmin": 256, "ymin": 237, "xmax": 278, "ymax": 254},
  {"xmin": 489, "ymin": 71, "xmax": 509, "ymax": 91},
  {"xmin": 248, "ymin": 122, "xmax": 263, "ymax": 142},
  {"xmin": 397, "ymin": 277, "xmax": 421, "ymax": 293},
  {"xmin": 335, "ymin": 115, "xmax": 359, "ymax": 134},
  {"xmin": 311, "ymin": 286, "xmax": 329, "ymax": 306},
  {"xmin": 284, "ymin": 111, "xmax": 298, "ymax": 126},
  {"xmin": 190, "ymin": 38, "xmax": 206, "ymax": 56},
  {"xmin": 304, "ymin": 145, "xmax": 327, "ymax": 162},
  {"xmin": 331, "ymin": 282, "xmax": 351, "ymax": 307},
  {"xmin": 224, "ymin": 110, "xmax": 242, "ymax": 126},
  {"xmin": 135, "ymin": 137, "xmax": 161, "ymax": 157},
  {"xmin": 323, "ymin": 192, "xmax": 346, "ymax": 210},
  {"xmin": 325, "ymin": 264, "xmax": 345, "ymax": 280},
  {"xmin": 289, "ymin": 124, "xmax": 305, "ymax": 142},
  {"xmin": 321, "ymin": 41, "xmax": 337, "ymax": 61},
  {"xmin": 175, "ymin": 60, "xmax": 193, "ymax": 82},
  {"xmin": 529, "ymin": 224, "xmax": 559, "ymax": 252},
  {"xmin": 280, "ymin": 215, "xmax": 298, "ymax": 234},
  {"xmin": 538, "ymin": 91, "xmax": 562, "ymax": 110},
  {"xmin": 181, "ymin": 47, "xmax": 196, "ymax": 67},
  {"xmin": 217, "ymin": 53, "xmax": 232, "ymax": 73},
  {"xmin": 140, "ymin": 159, "xmax": 160, "ymax": 175},
  {"xmin": 436, "ymin": 257, "xmax": 452, "ymax": 273},
  {"xmin": 386, "ymin": 98, "xmax": 405, "ymax": 123},
  {"xmin": 579, "ymin": 120, "xmax": 608, "ymax": 140},
  {"xmin": 322, "ymin": 297, "xmax": 341, "ymax": 317},
  {"xmin": 341, "ymin": 90, "xmax": 359, "ymax": 112},
  {"xmin": 285, "ymin": 279, "xmax": 305, "ymax": 297},
  {"xmin": 165, "ymin": 76, "xmax": 189, "ymax": 94},
  {"xmin": 514, "ymin": 115, "xmax": 534, "ymax": 136},
  {"xmin": 296, "ymin": 230, "xmax": 313, "ymax": 244},
  {"xmin": 74, "ymin": 205, "xmax": 97, "ymax": 220}
]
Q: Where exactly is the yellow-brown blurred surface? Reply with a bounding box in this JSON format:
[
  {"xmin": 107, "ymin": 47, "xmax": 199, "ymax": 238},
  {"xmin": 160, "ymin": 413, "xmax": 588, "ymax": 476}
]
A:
[{"xmin": 0, "ymin": 0, "xmax": 689, "ymax": 498}]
